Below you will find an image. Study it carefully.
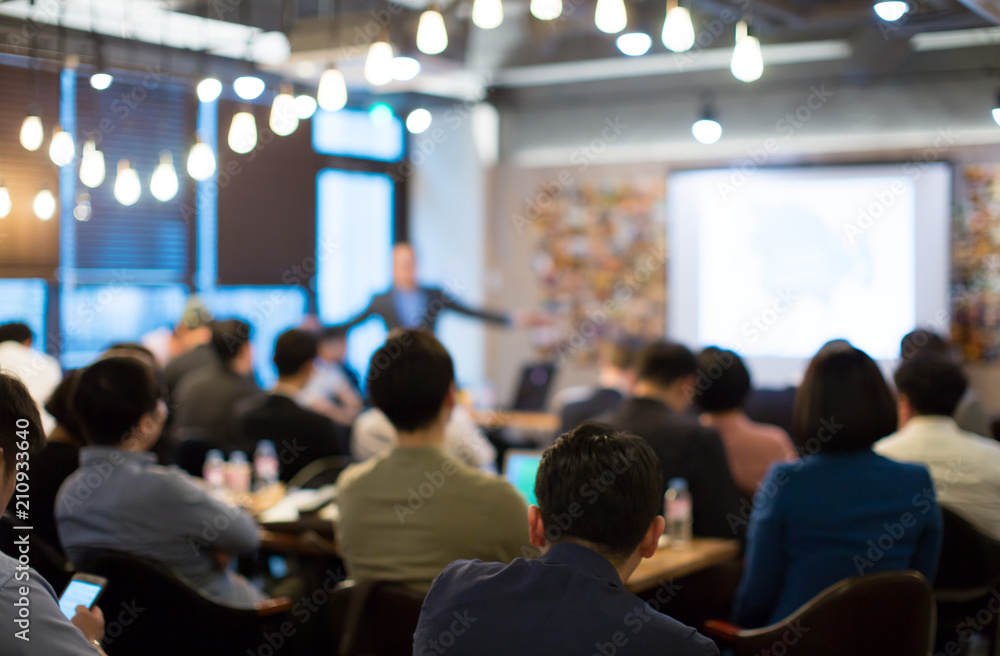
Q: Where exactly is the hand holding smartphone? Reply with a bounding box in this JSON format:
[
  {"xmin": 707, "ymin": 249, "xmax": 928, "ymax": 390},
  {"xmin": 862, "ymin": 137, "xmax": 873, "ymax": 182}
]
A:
[{"xmin": 58, "ymin": 573, "xmax": 107, "ymax": 620}]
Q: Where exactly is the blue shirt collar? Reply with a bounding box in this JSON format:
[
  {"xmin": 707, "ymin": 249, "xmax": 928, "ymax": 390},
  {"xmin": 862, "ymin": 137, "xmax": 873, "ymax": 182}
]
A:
[
  {"xmin": 79, "ymin": 446, "xmax": 156, "ymax": 467},
  {"xmin": 539, "ymin": 542, "xmax": 624, "ymax": 589}
]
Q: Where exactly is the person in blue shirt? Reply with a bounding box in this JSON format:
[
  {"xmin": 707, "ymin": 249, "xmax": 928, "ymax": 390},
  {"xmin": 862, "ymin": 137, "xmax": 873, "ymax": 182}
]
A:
[
  {"xmin": 413, "ymin": 422, "xmax": 719, "ymax": 656},
  {"xmin": 731, "ymin": 345, "xmax": 942, "ymax": 628}
]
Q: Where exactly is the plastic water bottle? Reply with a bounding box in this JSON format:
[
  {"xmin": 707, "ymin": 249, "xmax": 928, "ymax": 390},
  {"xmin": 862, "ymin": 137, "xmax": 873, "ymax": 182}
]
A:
[
  {"xmin": 253, "ymin": 440, "xmax": 280, "ymax": 490},
  {"xmin": 665, "ymin": 478, "xmax": 693, "ymax": 548},
  {"xmin": 203, "ymin": 450, "xmax": 227, "ymax": 491},
  {"xmin": 226, "ymin": 451, "xmax": 252, "ymax": 493}
]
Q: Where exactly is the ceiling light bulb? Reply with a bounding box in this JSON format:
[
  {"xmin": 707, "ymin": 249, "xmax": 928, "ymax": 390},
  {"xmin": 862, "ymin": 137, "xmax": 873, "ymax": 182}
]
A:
[
  {"xmin": 49, "ymin": 126, "xmax": 75, "ymax": 167},
  {"xmin": 293, "ymin": 95, "xmax": 318, "ymax": 119},
  {"xmin": 365, "ymin": 41, "xmax": 395, "ymax": 86},
  {"xmin": 417, "ymin": 10, "xmax": 449, "ymax": 55},
  {"xmin": 33, "ymin": 188, "xmax": 56, "ymax": 220},
  {"xmin": 90, "ymin": 72, "xmax": 113, "ymax": 90},
  {"xmin": 406, "ymin": 108, "xmax": 432, "ymax": 134},
  {"xmin": 692, "ymin": 117, "xmax": 722, "ymax": 144},
  {"xmin": 873, "ymin": 1, "xmax": 909, "ymax": 21},
  {"xmin": 233, "ymin": 76, "xmax": 265, "ymax": 100},
  {"xmin": 530, "ymin": 0, "xmax": 563, "ymax": 20},
  {"xmin": 270, "ymin": 92, "xmax": 299, "ymax": 136},
  {"xmin": 0, "ymin": 186, "xmax": 11, "ymax": 219},
  {"xmin": 317, "ymin": 68, "xmax": 348, "ymax": 111},
  {"xmin": 616, "ymin": 32, "xmax": 651, "ymax": 56},
  {"xmin": 74, "ymin": 193, "xmax": 92, "ymax": 221},
  {"xmin": 662, "ymin": 5, "xmax": 695, "ymax": 52},
  {"xmin": 731, "ymin": 21, "xmax": 763, "ymax": 83},
  {"xmin": 197, "ymin": 78, "xmax": 223, "ymax": 102},
  {"xmin": 228, "ymin": 111, "xmax": 258, "ymax": 154},
  {"xmin": 150, "ymin": 151, "xmax": 179, "ymax": 202},
  {"xmin": 187, "ymin": 140, "xmax": 216, "ymax": 181},
  {"xmin": 473, "ymin": 0, "xmax": 504, "ymax": 29},
  {"xmin": 79, "ymin": 140, "xmax": 106, "ymax": 188},
  {"xmin": 114, "ymin": 159, "xmax": 141, "ymax": 206},
  {"xmin": 595, "ymin": 0, "xmax": 627, "ymax": 34},
  {"xmin": 392, "ymin": 57, "xmax": 422, "ymax": 81},
  {"xmin": 20, "ymin": 113, "xmax": 43, "ymax": 152}
]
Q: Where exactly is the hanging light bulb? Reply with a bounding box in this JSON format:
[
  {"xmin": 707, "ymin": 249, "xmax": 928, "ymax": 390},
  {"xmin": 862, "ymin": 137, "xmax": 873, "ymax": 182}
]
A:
[
  {"xmin": 317, "ymin": 68, "xmax": 348, "ymax": 111},
  {"xmin": 731, "ymin": 21, "xmax": 763, "ymax": 83},
  {"xmin": 187, "ymin": 139, "xmax": 216, "ymax": 181},
  {"xmin": 74, "ymin": 192, "xmax": 92, "ymax": 221},
  {"xmin": 48, "ymin": 125, "xmax": 75, "ymax": 167},
  {"xmin": 270, "ymin": 90, "xmax": 299, "ymax": 137},
  {"xmin": 79, "ymin": 141, "xmax": 106, "ymax": 188},
  {"xmin": 473, "ymin": 0, "xmax": 504, "ymax": 29},
  {"xmin": 90, "ymin": 72, "xmax": 113, "ymax": 90},
  {"xmin": 873, "ymin": 0, "xmax": 909, "ymax": 21},
  {"xmin": 33, "ymin": 188, "xmax": 56, "ymax": 220},
  {"xmin": 392, "ymin": 57, "xmax": 422, "ymax": 81},
  {"xmin": 228, "ymin": 110, "xmax": 258, "ymax": 154},
  {"xmin": 0, "ymin": 184, "xmax": 11, "ymax": 219},
  {"xmin": 150, "ymin": 151, "xmax": 179, "ymax": 202},
  {"xmin": 406, "ymin": 108, "xmax": 433, "ymax": 134},
  {"xmin": 617, "ymin": 32, "xmax": 651, "ymax": 56},
  {"xmin": 234, "ymin": 75, "xmax": 265, "ymax": 100},
  {"xmin": 197, "ymin": 77, "xmax": 223, "ymax": 103},
  {"xmin": 595, "ymin": 0, "xmax": 627, "ymax": 34},
  {"xmin": 294, "ymin": 95, "xmax": 318, "ymax": 120},
  {"xmin": 114, "ymin": 159, "xmax": 141, "ymax": 206},
  {"xmin": 530, "ymin": 0, "xmax": 563, "ymax": 20},
  {"xmin": 692, "ymin": 106, "xmax": 722, "ymax": 144},
  {"xmin": 417, "ymin": 9, "xmax": 449, "ymax": 55},
  {"xmin": 365, "ymin": 40, "xmax": 395, "ymax": 86},
  {"xmin": 20, "ymin": 112, "xmax": 44, "ymax": 152},
  {"xmin": 662, "ymin": 3, "xmax": 695, "ymax": 52}
]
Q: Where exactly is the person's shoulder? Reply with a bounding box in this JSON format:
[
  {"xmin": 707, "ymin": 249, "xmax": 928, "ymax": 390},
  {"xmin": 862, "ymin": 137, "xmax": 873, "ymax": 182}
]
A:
[
  {"xmin": 0, "ymin": 552, "xmax": 17, "ymax": 592},
  {"xmin": 336, "ymin": 454, "xmax": 385, "ymax": 491},
  {"xmin": 631, "ymin": 607, "xmax": 720, "ymax": 655},
  {"xmin": 871, "ymin": 451, "xmax": 933, "ymax": 482}
]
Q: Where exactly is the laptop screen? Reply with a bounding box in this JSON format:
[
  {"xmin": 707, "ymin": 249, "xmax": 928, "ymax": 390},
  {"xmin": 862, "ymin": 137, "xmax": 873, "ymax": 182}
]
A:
[
  {"xmin": 503, "ymin": 450, "xmax": 543, "ymax": 506},
  {"xmin": 511, "ymin": 363, "xmax": 556, "ymax": 411}
]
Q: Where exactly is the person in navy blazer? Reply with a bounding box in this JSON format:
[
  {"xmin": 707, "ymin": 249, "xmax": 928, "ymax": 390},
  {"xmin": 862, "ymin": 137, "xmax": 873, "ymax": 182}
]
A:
[{"xmin": 731, "ymin": 344, "xmax": 942, "ymax": 628}]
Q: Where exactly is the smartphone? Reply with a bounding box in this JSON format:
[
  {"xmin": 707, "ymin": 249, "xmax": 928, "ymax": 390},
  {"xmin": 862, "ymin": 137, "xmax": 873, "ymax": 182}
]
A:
[{"xmin": 58, "ymin": 573, "xmax": 107, "ymax": 620}]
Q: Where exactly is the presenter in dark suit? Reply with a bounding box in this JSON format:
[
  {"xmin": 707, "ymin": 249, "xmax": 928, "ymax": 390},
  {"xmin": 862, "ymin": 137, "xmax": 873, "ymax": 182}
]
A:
[{"xmin": 334, "ymin": 243, "xmax": 541, "ymax": 332}]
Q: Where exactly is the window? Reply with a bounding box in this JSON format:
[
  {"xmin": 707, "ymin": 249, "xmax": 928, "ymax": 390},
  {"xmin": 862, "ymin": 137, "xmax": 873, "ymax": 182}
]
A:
[
  {"xmin": 0, "ymin": 279, "xmax": 48, "ymax": 350},
  {"xmin": 312, "ymin": 108, "xmax": 404, "ymax": 162}
]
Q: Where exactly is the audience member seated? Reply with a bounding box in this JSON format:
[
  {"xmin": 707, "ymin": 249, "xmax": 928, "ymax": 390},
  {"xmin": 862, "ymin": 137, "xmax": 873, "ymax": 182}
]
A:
[
  {"xmin": 351, "ymin": 405, "xmax": 497, "ymax": 471},
  {"xmin": 732, "ymin": 345, "xmax": 942, "ymax": 628},
  {"xmin": 558, "ymin": 338, "xmax": 641, "ymax": 434},
  {"xmin": 164, "ymin": 298, "xmax": 217, "ymax": 401},
  {"xmin": 56, "ymin": 357, "xmax": 265, "ymax": 608},
  {"xmin": 297, "ymin": 325, "xmax": 364, "ymax": 426},
  {"xmin": 173, "ymin": 319, "xmax": 261, "ymax": 453},
  {"xmin": 34, "ymin": 370, "xmax": 84, "ymax": 552},
  {"xmin": 901, "ymin": 329, "xmax": 993, "ymax": 438},
  {"xmin": 695, "ymin": 347, "xmax": 797, "ymax": 496},
  {"xmin": 0, "ymin": 321, "xmax": 62, "ymax": 434},
  {"xmin": 0, "ymin": 373, "xmax": 108, "ymax": 654},
  {"xmin": 413, "ymin": 422, "xmax": 719, "ymax": 656},
  {"xmin": 603, "ymin": 341, "xmax": 742, "ymax": 538},
  {"xmin": 236, "ymin": 328, "xmax": 349, "ymax": 483},
  {"xmin": 335, "ymin": 331, "xmax": 531, "ymax": 593},
  {"xmin": 875, "ymin": 355, "xmax": 1000, "ymax": 541}
]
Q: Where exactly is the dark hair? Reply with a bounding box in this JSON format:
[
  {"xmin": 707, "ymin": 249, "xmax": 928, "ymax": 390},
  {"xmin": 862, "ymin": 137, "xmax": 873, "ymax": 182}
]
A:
[
  {"xmin": 635, "ymin": 340, "xmax": 697, "ymax": 388},
  {"xmin": 791, "ymin": 347, "xmax": 897, "ymax": 454},
  {"xmin": 45, "ymin": 370, "xmax": 84, "ymax": 441},
  {"xmin": 601, "ymin": 337, "xmax": 643, "ymax": 371},
  {"xmin": 894, "ymin": 355, "xmax": 968, "ymax": 418},
  {"xmin": 320, "ymin": 325, "xmax": 349, "ymax": 342},
  {"xmin": 900, "ymin": 329, "xmax": 949, "ymax": 363},
  {"xmin": 535, "ymin": 422, "xmax": 661, "ymax": 561},
  {"xmin": 73, "ymin": 357, "xmax": 163, "ymax": 446},
  {"xmin": 210, "ymin": 319, "xmax": 253, "ymax": 365},
  {"xmin": 695, "ymin": 347, "xmax": 751, "ymax": 413},
  {"xmin": 0, "ymin": 322, "xmax": 33, "ymax": 345},
  {"xmin": 367, "ymin": 330, "xmax": 454, "ymax": 432},
  {"xmin": 103, "ymin": 342, "xmax": 156, "ymax": 362},
  {"xmin": 273, "ymin": 329, "xmax": 318, "ymax": 377},
  {"xmin": 0, "ymin": 373, "xmax": 45, "ymax": 476}
]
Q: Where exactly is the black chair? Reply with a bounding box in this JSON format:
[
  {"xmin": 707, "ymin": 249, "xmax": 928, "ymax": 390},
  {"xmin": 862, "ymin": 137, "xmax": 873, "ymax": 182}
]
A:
[
  {"xmin": 286, "ymin": 455, "xmax": 354, "ymax": 489},
  {"xmin": 171, "ymin": 427, "xmax": 213, "ymax": 478},
  {"xmin": 328, "ymin": 580, "xmax": 426, "ymax": 656},
  {"xmin": 0, "ymin": 512, "xmax": 74, "ymax": 591},
  {"xmin": 75, "ymin": 549, "xmax": 291, "ymax": 656},
  {"xmin": 704, "ymin": 571, "xmax": 935, "ymax": 656},
  {"xmin": 934, "ymin": 508, "xmax": 1000, "ymax": 655}
]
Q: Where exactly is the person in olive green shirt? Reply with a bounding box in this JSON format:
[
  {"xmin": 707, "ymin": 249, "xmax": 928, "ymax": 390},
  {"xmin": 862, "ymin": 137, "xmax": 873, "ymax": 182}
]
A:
[{"xmin": 335, "ymin": 331, "xmax": 532, "ymax": 593}]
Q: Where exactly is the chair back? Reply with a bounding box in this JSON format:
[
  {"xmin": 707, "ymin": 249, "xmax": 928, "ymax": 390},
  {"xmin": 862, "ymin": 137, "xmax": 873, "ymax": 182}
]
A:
[
  {"xmin": 287, "ymin": 455, "xmax": 354, "ymax": 489},
  {"xmin": 329, "ymin": 580, "xmax": 426, "ymax": 656},
  {"xmin": 172, "ymin": 428, "xmax": 212, "ymax": 477},
  {"xmin": 935, "ymin": 507, "xmax": 1000, "ymax": 595}
]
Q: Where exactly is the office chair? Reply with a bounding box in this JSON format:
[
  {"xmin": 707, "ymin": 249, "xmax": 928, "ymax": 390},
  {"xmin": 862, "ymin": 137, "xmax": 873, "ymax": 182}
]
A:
[
  {"xmin": 329, "ymin": 580, "xmax": 426, "ymax": 656},
  {"xmin": 287, "ymin": 455, "xmax": 354, "ymax": 489}
]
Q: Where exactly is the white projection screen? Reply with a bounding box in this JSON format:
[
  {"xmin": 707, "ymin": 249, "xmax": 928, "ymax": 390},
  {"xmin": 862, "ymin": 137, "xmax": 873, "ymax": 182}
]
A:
[{"xmin": 668, "ymin": 163, "xmax": 951, "ymax": 387}]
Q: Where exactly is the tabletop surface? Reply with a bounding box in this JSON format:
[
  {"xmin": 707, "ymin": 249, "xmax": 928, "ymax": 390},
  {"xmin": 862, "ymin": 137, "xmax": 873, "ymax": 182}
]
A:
[{"xmin": 626, "ymin": 538, "xmax": 741, "ymax": 593}]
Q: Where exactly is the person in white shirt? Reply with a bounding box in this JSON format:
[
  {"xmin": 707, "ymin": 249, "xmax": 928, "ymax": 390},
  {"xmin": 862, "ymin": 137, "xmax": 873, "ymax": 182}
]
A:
[
  {"xmin": 0, "ymin": 322, "xmax": 62, "ymax": 435},
  {"xmin": 876, "ymin": 355, "xmax": 1000, "ymax": 541}
]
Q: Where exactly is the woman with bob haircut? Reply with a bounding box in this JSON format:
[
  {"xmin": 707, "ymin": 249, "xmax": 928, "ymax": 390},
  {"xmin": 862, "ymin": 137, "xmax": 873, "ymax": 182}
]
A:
[{"xmin": 731, "ymin": 344, "xmax": 942, "ymax": 628}]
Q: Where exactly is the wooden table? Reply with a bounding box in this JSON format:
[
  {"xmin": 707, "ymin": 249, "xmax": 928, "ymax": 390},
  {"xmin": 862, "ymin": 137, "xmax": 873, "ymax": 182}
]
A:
[
  {"xmin": 469, "ymin": 409, "xmax": 560, "ymax": 434},
  {"xmin": 626, "ymin": 538, "xmax": 741, "ymax": 593}
]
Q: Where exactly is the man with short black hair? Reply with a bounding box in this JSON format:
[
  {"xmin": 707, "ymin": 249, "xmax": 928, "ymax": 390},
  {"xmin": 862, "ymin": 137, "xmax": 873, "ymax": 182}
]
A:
[
  {"xmin": 0, "ymin": 321, "xmax": 62, "ymax": 434},
  {"xmin": 56, "ymin": 357, "xmax": 265, "ymax": 607},
  {"xmin": 174, "ymin": 318, "xmax": 261, "ymax": 452},
  {"xmin": 335, "ymin": 330, "xmax": 530, "ymax": 592},
  {"xmin": 604, "ymin": 340, "xmax": 742, "ymax": 538},
  {"xmin": 236, "ymin": 329, "xmax": 348, "ymax": 481},
  {"xmin": 876, "ymin": 355, "xmax": 1000, "ymax": 540},
  {"xmin": 414, "ymin": 422, "xmax": 718, "ymax": 656},
  {"xmin": 558, "ymin": 338, "xmax": 641, "ymax": 434}
]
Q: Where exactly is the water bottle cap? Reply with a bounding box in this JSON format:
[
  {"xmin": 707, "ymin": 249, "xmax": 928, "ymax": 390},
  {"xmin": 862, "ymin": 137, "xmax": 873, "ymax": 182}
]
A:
[
  {"xmin": 256, "ymin": 440, "xmax": 276, "ymax": 453},
  {"xmin": 206, "ymin": 449, "xmax": 224, "ymax": 461},
  {"xmin": 667, "ymin": 478, "xmax": 688, "ymax": 491},
  {"xmin": 229, "ymin": 451, "xmax": 248, "ymax": 463}
]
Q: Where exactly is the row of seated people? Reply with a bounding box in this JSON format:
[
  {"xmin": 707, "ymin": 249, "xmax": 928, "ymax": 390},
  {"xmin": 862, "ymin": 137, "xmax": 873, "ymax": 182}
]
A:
[{"xmin": 2, "ymin": 323, "xmax": 1000, "ymax": 653}]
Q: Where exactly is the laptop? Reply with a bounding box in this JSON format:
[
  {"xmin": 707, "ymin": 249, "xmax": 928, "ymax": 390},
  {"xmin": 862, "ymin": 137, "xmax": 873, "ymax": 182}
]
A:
[
  {"xmin": 510, "ymin": 362, "xmax": 557, "ymax": 412},
  {"xmin": 502, "ymin": 449, "xmax": 544, "ymax": 506}
]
